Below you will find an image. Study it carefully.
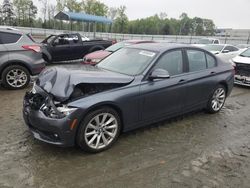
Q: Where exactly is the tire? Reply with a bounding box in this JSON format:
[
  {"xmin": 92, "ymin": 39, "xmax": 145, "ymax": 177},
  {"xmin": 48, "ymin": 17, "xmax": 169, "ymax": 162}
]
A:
[
  {"xmin": 206, "ymin": 85, "xmax": 226, "ymax": 114},
  {"xmin": 2, "ymin": 65, "xmax": 30, "ymax": 89},
  {"xmin": 76, "ymin": 107, "xmax": 121, "ymax": 153}
]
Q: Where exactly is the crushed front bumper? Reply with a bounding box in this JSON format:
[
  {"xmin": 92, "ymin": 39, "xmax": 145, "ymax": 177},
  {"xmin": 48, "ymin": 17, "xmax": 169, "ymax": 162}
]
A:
[
  {"xmin": 23, "ymin": 91, "xmax": 81, "ymax": 147},
  {"xmin": 234, "ymin": 75, "xmax": 250, "ymax": 87}
]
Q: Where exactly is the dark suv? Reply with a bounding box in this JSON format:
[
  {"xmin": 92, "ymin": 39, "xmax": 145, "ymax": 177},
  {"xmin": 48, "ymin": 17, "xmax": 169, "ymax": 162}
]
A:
[{"xmin": 0, "ymin": 28, "xmax": 45, "ymax": 89}]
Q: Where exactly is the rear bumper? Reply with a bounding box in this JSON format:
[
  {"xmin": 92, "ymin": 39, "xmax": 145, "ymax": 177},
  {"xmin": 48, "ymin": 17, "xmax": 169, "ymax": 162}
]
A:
[{"xmin": 29, "ymin": 58, "xmax": 46, "ymax": 75}]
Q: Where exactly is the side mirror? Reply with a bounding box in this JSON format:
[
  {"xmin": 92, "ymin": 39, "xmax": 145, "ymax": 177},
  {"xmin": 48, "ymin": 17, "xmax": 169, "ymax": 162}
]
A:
[
  {"xmin": 222, "ymin": 49, "xmax": 229, "ymax": 53},
  {"xmin": 149, "ymin": 69, "xmax": 170, "ymax": 80}
]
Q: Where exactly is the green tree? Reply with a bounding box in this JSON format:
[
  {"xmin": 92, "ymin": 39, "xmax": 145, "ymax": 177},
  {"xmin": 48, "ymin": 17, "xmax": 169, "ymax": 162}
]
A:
[
  {"xmin": 2, "ymin": 0, "xmax": 15, "ymax": 25},
  {"xmin": 27, "ymin": 0, "xmax": 38, "ymax": 26},
  {"xmin": 113, "ymin": 5, "xmax": 128, "ymax": 33}
]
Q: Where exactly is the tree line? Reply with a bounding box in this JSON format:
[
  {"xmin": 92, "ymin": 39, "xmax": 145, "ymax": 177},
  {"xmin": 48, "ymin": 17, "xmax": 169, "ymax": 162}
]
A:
[{"xmin": 0, "ymin": 0, "xmax": 216, "ymax": 36}]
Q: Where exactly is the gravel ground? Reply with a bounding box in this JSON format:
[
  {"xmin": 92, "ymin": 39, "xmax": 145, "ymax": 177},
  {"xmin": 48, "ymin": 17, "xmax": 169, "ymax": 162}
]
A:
[{"xmin": 0, "ymin": 67, "xmax": 250, "ymax": 188}]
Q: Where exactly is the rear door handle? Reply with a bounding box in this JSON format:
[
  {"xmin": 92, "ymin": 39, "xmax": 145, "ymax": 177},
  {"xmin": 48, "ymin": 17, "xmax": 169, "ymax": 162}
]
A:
[{"xmin": 210, "ymin": 71, "xmax": 216, "ymax": 74}]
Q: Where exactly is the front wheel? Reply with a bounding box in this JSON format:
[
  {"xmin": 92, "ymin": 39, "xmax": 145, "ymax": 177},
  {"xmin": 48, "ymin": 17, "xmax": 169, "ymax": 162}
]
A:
[
  {"xmin": 206, "ymin": 85, "xmax": 226, "ymax": 113},
  {"xmin": 76, "ymin": 107, "xmax": 121, "ymax": 153}
]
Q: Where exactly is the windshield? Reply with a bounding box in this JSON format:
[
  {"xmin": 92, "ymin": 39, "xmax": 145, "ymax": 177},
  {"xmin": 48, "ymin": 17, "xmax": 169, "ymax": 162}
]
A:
[
  {"xmin": 240, "ymin": 48, "xmax": 250, "ymax": 57},
  {"xmin": 106, "ymin": 41, "xmax": 132, "ymax": 52},
  {"xmin": 97, "ymin": 48, "xmax": 157, "ymax": 76},
  {"xmin": 197, "ymin": 39, "xmax": 212, "ymax": 44},
  {"xmin": 202, "ymin": 45, "xmax": 224, "ymax": 52}
]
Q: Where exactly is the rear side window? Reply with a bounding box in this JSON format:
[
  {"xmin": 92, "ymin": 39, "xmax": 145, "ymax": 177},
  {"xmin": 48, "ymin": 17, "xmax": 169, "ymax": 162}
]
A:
[
  {"xmin": 187, "ymin": 50, "xmax": 206, "ymax": 72},
  {"xmin": 0, "ymin": 32, "xmax": 21, "ymax": 44},
  {"xmin": 206, "ymin": 54, "xmax": 216, "ymax": 68},
  {"xmin": 154, "ymin": 50, "xmax": 183, "ymax": 76}
]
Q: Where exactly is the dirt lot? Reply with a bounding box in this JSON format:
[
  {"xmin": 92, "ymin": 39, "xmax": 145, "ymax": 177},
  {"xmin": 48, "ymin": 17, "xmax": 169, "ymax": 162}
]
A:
[{"xmin": 0, "ymin": 66, "xmax": 250, "ymax": 188}]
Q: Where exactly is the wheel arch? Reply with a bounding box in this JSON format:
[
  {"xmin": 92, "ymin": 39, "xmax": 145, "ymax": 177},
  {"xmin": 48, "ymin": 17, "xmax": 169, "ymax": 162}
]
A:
[
  {"xmin": 0, "ymin": 61, "xmax": 32, "ymax": 79},
  {"xmin": 218, "ymin": 81, "xmax": 228, "ymax": 95},
  {"xmin": 78, "ymin": 102, "xmax": 124, "ymax": 132}
]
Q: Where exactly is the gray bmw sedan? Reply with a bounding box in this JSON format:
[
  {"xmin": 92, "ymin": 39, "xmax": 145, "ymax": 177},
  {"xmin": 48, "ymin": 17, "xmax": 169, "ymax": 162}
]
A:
[{"xmin": 23, "ymin": 43, "xmax": 234, "ymax": 153}]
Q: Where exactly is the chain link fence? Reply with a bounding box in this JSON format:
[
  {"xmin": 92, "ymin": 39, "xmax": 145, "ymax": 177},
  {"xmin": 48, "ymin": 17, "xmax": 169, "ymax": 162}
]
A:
[{"xmin": 13, "ymin": 26, "xmax": 250, "ymax": 45}]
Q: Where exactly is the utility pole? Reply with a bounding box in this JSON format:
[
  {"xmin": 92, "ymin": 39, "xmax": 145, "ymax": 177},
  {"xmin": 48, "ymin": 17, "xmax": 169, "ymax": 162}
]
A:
[{"xmin": 247, "ymin": 32, "xmax": 250, "ymax": 44}]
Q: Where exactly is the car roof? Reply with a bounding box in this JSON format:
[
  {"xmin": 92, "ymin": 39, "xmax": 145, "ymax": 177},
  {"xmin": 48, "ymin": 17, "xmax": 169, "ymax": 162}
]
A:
[
  {"xmin": 0, "ymin": 27, "xmax": 24, "ymax": 35},
  {"xmin": 123, "ymin": 40, "xmax": 155, "ymax": 44},
  {"xmin": 126, "ymin": 43, "xmax": 198, "ymax": 52}
]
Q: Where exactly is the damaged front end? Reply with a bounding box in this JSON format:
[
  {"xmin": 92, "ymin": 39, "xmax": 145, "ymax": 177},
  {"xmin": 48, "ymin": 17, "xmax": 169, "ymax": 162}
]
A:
[
  {"xmin": 22, "ymin": 66, "xmax": 134, "ymax": 146},
  {"xmin": 24, "ymin": 84, "xmax": 77, "ymax": 119}
]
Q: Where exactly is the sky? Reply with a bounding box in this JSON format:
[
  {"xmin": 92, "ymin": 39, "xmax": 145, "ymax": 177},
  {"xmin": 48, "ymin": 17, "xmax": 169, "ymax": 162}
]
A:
[
  {"xmin": 99, "ymin": 0, "xmax": 250, "ymax": 29},
  {"xmin": 6, "ymin": 0, "xmax": 250, "ymax": 29}
]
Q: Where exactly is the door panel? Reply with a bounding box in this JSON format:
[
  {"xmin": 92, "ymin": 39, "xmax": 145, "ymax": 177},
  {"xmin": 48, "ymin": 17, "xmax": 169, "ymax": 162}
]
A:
[
  {"xmin": 183, "ymin": 49, "xmax": 218, "ymax": 111},
  {"xmin": 140, "ymin": 76, "xmax": 187, "ymax": 122},
  {"xmin": 140, "ymin": 49, "xmax": 187, "ymax": 122},
  {"xmin": 50, "ymin": 35, "xmax": 71, "ymax": 61}
]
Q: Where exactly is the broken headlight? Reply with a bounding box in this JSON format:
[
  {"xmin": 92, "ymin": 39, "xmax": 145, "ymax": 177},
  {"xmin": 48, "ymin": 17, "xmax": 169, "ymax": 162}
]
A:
[{"xmin": 57, "ymin": 106, "xmax": 78, "ymax": 116}]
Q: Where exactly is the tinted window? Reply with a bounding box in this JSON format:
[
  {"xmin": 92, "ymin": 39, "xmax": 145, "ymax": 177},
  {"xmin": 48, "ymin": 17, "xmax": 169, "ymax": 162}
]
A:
[
  {"xmin": 0, "ymin": 32, "xmax": 21, "ymax": 44},
  {"xmin": 68, "ymin": 34, "xmax": 80, "ymax": 44},
  {"xmin": 206, "ymin": 54, "xmax": 216, "ymax": 68},
  {"xmin": 187, "ymin": 50, "xmax": 207, "ymax": 72},
  {"xmin": 214, "ymin": 40, "xmax": 219, "ymax": 44},
  {"xmin": 53, "ymin": 35, "xmax": 70, "ymax": 46},
  {"xmin": 154, "ymin": 50, "xmax": 183, "ymax": 76},
  {"xmin": 224, "ymin": 46, "xmax": 239, "ymax": 52}
]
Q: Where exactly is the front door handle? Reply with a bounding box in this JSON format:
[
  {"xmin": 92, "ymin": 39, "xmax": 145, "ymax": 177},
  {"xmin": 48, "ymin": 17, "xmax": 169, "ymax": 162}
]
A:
[
  {"xmin": 178, "ymin": 79, "xmax": 187, "ymax": 84},
  {"xmin": 210, "ymin": 71, "xmax": 216, "ymax": 74}
]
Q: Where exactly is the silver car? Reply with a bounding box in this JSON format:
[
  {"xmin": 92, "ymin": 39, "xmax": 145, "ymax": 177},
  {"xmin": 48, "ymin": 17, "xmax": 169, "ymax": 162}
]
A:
[{"xmin": 0, "ymin": 28, "xmax": 45, "ymax": 89}]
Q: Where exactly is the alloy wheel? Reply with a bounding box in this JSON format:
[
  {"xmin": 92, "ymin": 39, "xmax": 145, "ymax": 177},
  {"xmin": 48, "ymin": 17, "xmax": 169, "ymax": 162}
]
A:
[
  {"xmin": 84, "ymin": 113, "xmax": 118, "ymax": 149},
  {"xmin": 211, "ymin": 87, "xmax": 226, "ymax": 111},
  {"xmin": 6, "ymin": 68, "xmax": 28, "ymax": 88}
]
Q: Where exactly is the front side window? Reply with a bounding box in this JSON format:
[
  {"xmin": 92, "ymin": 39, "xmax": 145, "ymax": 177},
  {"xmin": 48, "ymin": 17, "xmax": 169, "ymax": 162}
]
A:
[
  {"xmin": 53, "ymin": 35, "xmax": 70, "ymax": 46},
  {"xmin": 154, "ymin": 50, "xmax": 183, "ymax": 76},
  {"xmin": 187, "ymin": 50, "xmax": 207, "ymax": 72},
  {"xmin": 0, "ymin": 32, "xmax": 21, "ymax": 44}
]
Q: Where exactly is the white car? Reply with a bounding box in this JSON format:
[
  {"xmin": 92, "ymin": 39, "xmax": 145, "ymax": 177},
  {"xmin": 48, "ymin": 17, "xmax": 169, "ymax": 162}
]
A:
[
  {"xmin": 193, "ymin": 38, "xmax": 220, "ymax": 47},
  {"xmin": 202, "ymin": 44, "xmax": 242, "ymax": 61},
  {"xmin": 231, "ymin": 48, "xmax": 250, "ymax": 86}
]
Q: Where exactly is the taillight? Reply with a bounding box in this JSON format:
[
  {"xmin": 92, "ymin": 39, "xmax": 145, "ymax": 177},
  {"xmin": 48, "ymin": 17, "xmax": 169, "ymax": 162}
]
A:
[
  {"xmin": 112, "ymin": 39, "xmax": 117, "ymax": 44},
  {"xmin": 22, "ymin": 45, "xmax": 41, "ymax": 53}
]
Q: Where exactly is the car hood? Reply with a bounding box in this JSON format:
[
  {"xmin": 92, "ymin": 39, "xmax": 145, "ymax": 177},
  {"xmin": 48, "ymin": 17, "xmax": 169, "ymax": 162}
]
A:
[
  {"xmin": 36, "ymin": 65, "xmax": 134, "ymax": 101},
  {"xmin": 233, "ymin": 55, "xmax": 250, "ymax": 64},
  {"xmin": 85, "ymin": 50, "xmax": 112, "ymax": 60}
]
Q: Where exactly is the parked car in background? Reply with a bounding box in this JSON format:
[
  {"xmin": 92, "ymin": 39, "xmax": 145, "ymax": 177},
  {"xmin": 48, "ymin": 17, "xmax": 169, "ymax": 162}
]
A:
[
  {"xmin": 23, "ymin": 43, "xmax": 234, "ymax": 153},
  {"xmin": 82, "ymin": 40, "xmax": 155, "ymax": 65},
  {"xmin": 193, "ymin": 38, "xmax": 221, "ymax": 47},
  {"xmin": 41, "ymin": 33, "xmax": 113, "ymax": 63},
  {"xmin": 196, "ymin": 38, "xmax": 221, "ymax": 44},
  {"xmin": 231, "ymin": 47, "xmax": 250, "ymax": 86},
  {"xmin": 236, "ymin": 44, "xmax": 250, "ymax": 49},
  {"xmin": 202, "ymin": 44, "xmax": 242, "ymax": 62},
  {"xmin": 0, "ymin": 28, "xmax": 45, "ymax": 89}
]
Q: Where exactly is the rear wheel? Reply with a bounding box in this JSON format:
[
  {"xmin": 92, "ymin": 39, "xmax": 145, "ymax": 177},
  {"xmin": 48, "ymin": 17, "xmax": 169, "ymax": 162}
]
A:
[
  {"xmin": 2, "ymin": 65, "xmax": 30, "ymax": 89},
  {"xmin": 206, "ymin": 85, "xmax": 226, "ymax": 113},
  {"xmin": 76, "ymin": 107, "xmax": 121, "ymax": 153}
]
